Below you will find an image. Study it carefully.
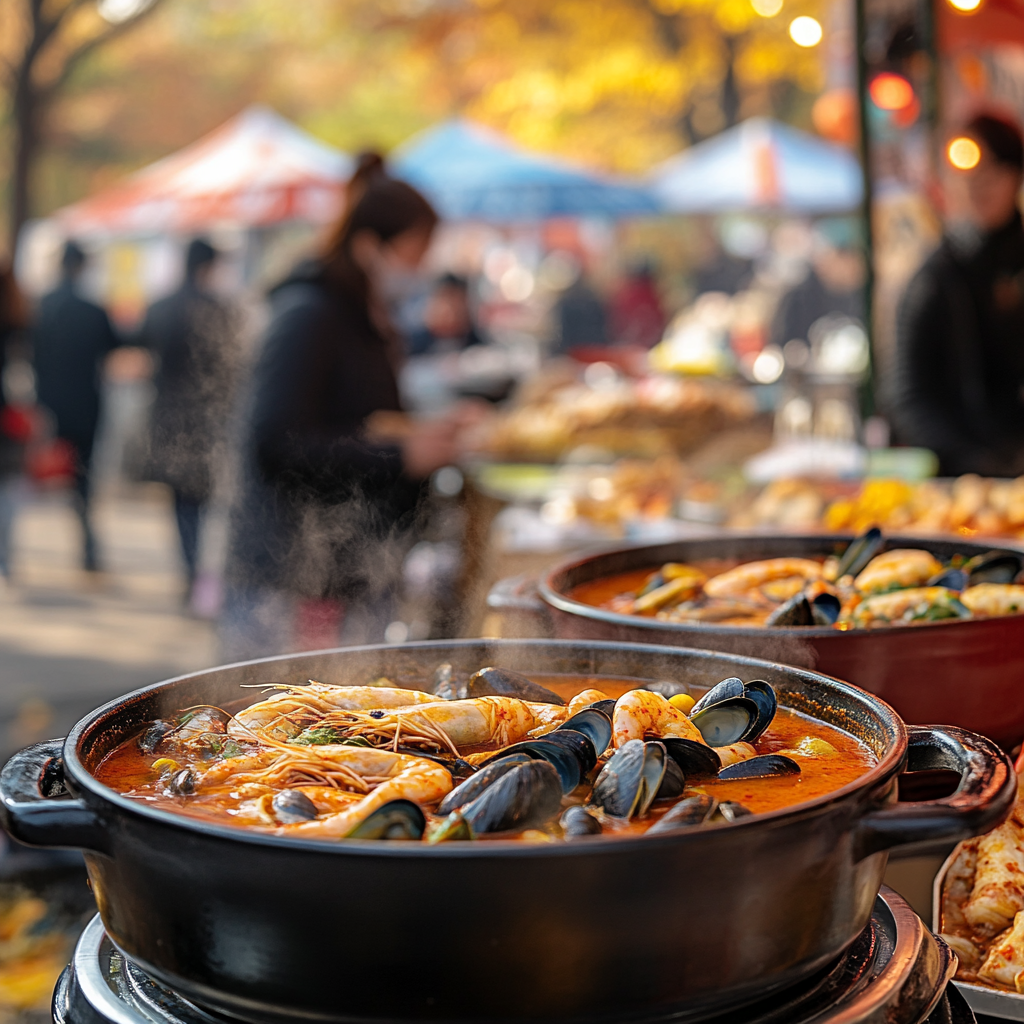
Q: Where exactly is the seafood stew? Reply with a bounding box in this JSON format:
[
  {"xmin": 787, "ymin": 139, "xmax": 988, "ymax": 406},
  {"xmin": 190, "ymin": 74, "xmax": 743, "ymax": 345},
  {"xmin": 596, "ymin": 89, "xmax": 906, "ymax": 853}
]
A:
[
  {"xmin": 93, "ymin": 669, "xmax": 876, "ymax": 843},
  {"xmin": 570, "ymin": 531, "xmax": 1024, "ymax": 630}
]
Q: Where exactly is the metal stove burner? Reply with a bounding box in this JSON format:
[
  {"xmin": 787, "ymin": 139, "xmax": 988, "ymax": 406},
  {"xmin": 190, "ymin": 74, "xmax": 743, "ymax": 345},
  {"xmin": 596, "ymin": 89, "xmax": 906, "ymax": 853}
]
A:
[{"xmin": 53, "ymin": 889, "xmax": 972, "ymax": 1024}]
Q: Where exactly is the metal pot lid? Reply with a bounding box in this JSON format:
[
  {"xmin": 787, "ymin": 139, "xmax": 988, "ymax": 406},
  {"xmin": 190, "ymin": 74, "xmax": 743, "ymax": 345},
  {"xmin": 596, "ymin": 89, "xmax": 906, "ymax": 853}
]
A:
[{"xmin": 54, "ymin": 889, "xmax": 958, "ymax": 1024}]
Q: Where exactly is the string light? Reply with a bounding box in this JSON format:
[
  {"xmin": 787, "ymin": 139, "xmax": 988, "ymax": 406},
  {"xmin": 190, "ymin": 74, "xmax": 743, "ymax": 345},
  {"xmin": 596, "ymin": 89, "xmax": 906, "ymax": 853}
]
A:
[
  {"xmin": 789, "ymin": 16, "xmax": 823, "ymax": 46},
  {"xmin": 948, "ymin": 136, "xmax": 981, "ymax": 170}
]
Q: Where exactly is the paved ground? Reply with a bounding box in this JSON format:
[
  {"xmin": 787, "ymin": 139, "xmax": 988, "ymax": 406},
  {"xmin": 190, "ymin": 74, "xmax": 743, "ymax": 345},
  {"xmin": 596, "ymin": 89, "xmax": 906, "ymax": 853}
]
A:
[{"xmin": 0, "ymin": 486, "xmax": 217, "ymax": 760}]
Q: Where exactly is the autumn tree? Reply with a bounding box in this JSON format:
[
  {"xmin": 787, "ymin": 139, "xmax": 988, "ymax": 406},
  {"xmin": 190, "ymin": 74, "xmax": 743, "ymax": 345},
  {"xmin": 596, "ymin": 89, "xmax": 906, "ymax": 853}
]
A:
[{"xmin": 0, "ymin": 0, "xmax": 164, "ymax": 248}]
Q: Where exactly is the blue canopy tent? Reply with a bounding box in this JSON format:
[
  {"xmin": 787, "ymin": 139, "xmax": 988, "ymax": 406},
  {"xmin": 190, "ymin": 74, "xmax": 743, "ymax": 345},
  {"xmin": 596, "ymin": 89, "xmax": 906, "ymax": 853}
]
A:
[
  {"xmin": 650, "ymin": 117, "xmax": 862, "ymax": 213},
  {"xmin": 393, "ymin": 120, "xmax": 661, "ymax": 221}
]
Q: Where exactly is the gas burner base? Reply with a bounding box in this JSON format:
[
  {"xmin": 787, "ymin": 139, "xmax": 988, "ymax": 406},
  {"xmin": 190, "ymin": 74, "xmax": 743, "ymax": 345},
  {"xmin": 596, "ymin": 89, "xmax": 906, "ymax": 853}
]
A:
[{"xmin": 53, "ymin": 888, "xmax": 973, "ymax": 1024}]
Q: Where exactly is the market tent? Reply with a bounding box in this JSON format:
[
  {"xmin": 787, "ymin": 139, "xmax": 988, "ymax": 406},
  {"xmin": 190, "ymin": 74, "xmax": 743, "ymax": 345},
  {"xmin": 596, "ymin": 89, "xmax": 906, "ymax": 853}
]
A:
[
  {"xmin": 393, "ymin": 119, "xmax": 660, "ymax": 221},
  {"xmin": 57, "ymin": 106, "xmax": 352, "ymax": 238},
  {"xmin": 650, "ymin": 117, "xmax": 862, "ymax": 213}
]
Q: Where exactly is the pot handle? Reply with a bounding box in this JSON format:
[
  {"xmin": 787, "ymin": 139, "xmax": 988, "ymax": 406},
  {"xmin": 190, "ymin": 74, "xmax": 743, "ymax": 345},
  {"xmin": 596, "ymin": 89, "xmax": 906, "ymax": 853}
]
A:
[
  {"xmin": 856, "ymin": 725, "xmax": 1016, "ymax": 859},
  {"xmin": 0, "ymin": 739, "xmax": 109, "ymax": 853}
]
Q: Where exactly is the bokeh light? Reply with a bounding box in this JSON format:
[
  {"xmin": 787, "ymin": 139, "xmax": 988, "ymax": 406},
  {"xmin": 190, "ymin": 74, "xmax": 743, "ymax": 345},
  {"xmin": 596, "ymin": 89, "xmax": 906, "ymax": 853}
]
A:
[
  {"xmin": 948, "ymin": 136, "xmax": 982, "ymax": 170},
  {"xmin": 869, "ymin": 73, "xmax": 915, "ymax": 111},
  {"xmin": 789, "ymin": 16, "xmax": 823, "ymax": 46},
  {"xmin": 751, "ymin": 0, "xmax": 784, "ymax": 17},
  {"xmin": 948, "ymin": 0, "xmax": 982, "ymax": 12}
]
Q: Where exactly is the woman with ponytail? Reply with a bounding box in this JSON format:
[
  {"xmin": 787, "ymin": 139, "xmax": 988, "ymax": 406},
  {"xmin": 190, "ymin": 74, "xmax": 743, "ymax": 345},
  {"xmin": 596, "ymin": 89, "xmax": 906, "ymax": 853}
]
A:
[{"xmin": 220, "ymin": 155, "xmax": 463, "ymax": 657}]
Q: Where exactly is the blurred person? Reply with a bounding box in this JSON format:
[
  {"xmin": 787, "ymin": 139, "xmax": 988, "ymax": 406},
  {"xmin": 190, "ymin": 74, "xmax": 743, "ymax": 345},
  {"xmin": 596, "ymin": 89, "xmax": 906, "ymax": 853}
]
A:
[
  {"xmin": 893, "ymin": 114, "xmax": 1024, "ymax": 476},
  {"xmin": 0, "ymin": 265, "xmax": 29, "ymax": 581},
  {"xmin": 610, "ymin": 261, "xmax": 666, "ymax": 348},
  {"xmin": 407, "ymin": 273, "xmax": 484, "ymax": 356},
  {"xmin": 32, "ymin": 241, "xmax": 119, "ymax": 572},
  {"xmin": 553, "ymin": 256, "xmax": 608, "ymax": 353},
  {"xmin": 220, "ymin": 157, "xmax": 469, "ymax": 660},
  {"xmin": 769, "ymin": 218, "xmax": 866, "ymax": 351},
  {"xmin": 137, "ymin": 239, "xmax": 241, "ymax": 601}
]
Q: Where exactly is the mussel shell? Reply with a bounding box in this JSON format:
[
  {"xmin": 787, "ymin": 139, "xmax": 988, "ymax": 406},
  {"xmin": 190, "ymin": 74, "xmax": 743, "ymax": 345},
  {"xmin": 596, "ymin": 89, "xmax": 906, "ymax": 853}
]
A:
[
  {"xmin": 467, "ymin": 667, "xmax": 565, "ymax": 705},
  {"xmin": 717, "ymin": 801, "xmax": 753, "ymax": 822},
  {"xmin": 432, "ymin": 662, "xmax": 467, "ymax": 701},
  {"xmin": 766, "ymin": 595, "xmax": 813, "ymax": 627},
  {"xmin": 540, "ymin": 729, "xmax": 598, "ymax": 775},
  {"xmin": 742, "ymin": 680, "xmax": 777, "ymax": 742},
  {"xmin": 589, "ymin": 739, "xmax": 666, "ymax": 819},
  {"xmin": 690, "ymin": 696, "xmax": 760, "ymax": 746},
  {"xmin": 345, "ymin": 799, "xmax": 425, "ymax": 840},
  {"xmin": 271, "ymin": 789, "xmax": 318, "ymax": 823},
  {"xmin": 590, "ymin": 699, "xmax": 617, "ymax": 719},
  {"xmin": 835, "ymin": 526, "xmax": 883, "ymax": 579},
  {"xmin": 689, "ymin": 677, "xmax": 744, "ymax": 716},
  {"xmin": 644, "ymin": 680, "xmax": 692, "ymax": 699},
  {"xmin": 646, "ymin": 794, "xmax": 718, "ymax": 835},
  {"xmin": 167, "ymin": 769, "xmax": 196, "ymax": 796},
  {"xmin": 480, "ymin": 740, "xmax": 581, "ymax": 794},
  {"xmin": 558, "ymin": 708, "xmax": 612, "ymax": 760},
  {"xmin": 462, "ymin": 760, "xmax": 563, "ymax": 835},
  {"xmin": 395, "ymin": 749, "xmax": 477, "ymax": 780},
  {"xmin": 437, "ymin": 753, "xmax": 532, "ymax": 815},
  {"xmin": 138, "ymin": 720, "xmax": 175, "ymax": 754},
  {"xmin": 661, "ymin": 737, "xmax": 722, "ymax": 777},
  {"xmin": 718, "ymin": 754, "xmax": 801, "ymax": 780},
  {"xmin": 560, "ymin": 805, "xmax": 602, "ymax": 838},
  {"xmin": 638, "ymin": 571, "xmax": 666, "ymax": 597},
  {"xmin": 965, "ymin": 551, "xmax": 1024, "ymax": 586},
  {"xmin": 811, "ymin": 592, "xmax": 842, "ymax": 625},
  {"xmin": 656, "ymin": 757, "xmax": 685, "ymax": 799},
  {"xmin": 928, "ymin": 566, "xmax": 968, "ymax": 590}
]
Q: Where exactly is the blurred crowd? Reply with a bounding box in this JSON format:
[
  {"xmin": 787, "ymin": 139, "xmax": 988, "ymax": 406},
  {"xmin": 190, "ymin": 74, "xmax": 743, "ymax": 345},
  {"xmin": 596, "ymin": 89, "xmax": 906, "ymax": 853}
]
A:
[{"xmin": 1, "ymin": 110, "xmax": 1023, "ymax": 663}]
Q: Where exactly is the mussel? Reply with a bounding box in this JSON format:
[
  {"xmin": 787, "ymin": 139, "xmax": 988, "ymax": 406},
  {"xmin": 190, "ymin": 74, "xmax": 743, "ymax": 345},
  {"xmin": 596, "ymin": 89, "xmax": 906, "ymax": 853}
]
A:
[
  {"xmin": 661, "ymin": 737, "xmax": 722, "ymax": 777},
  {"xmin": 534, "ymin": 729, "xmax": 598, "ymax": 776},
  {"xmin": 689, "ymin": 678, "xmax": 744, "ymax": 716},
  {"xmin": 271, "ymin": 789, "xmax": 318, "ymax": 823},
  {"xmin": 646, "ymin": 794, "xmax": 717, "ymax": 835},
  {"xmin": 964, "ymin": 551, "xmax": 1024, "ymax": 586},
  {"xmin": 479, "ymin": 739, "xmax": 581, "ymax": 794},
  {"xmin": 434, "ymin": 760, "xmax": 563, "ymax": 839},
  {"xmin": 138, "ymin": 720, "xmax": 175, "ymax": 754},
  {"xmin": 834, "ymin": 526, "xmax": 883, "ymax": 580},
  {"xmin": 591, "ymin": 699, "xmax": 617, "ymax": 719},
  {"xmin": 811, "ymin": 592, "xmax": 842, "ymax": 625},
  {"xmin": 432, "ymin": 663, "xmax": 466, "ymax": 701},
  {"xmin": 656, "ymin": 757, "xmax": 685, "ymax": 799},
  {"xmin": 557, "ymin": 707, "xmax": 612, "ymax": 760},
  {"xmin": 467, "ymin": 667, "xmax": 565, "ymax": 705},
  {"xmin": 689, "ymin": 678, "xmax": 777, "ymax": 746},
  {"xmin": 690, "ymin": 696, "xmax": 761, "ymax": 746},
  {"xmin": 766, "ymin": 594, "xmax": 813, "ymax": 627},
  {"xmin": 346, "ymin": 800, "xmax": 425, "ymax": 840},
  {"xmin": 589, "ymin": 740, "xmax": 666, "ymax": 819},
  {"xmin": 560, "ymin": 805, "xmax": 602, "ymax": 838},
  {"xmin": 929, "ymin": 567, "xmax": 968, "ymax": 591},
  {"xmin": 717, "ymin": 754, "xmax": 800, "ymax": 780},
  {"xmin": 166, "ymin": 769, "xmax": 196, "ymax": 796},
  {"xmin": 437, "ymin": 753, "xmax": 532, "ymax": 815},
  {"xmin": 716, "ymin": 801, "xmax": 753, "ymax": 822}
]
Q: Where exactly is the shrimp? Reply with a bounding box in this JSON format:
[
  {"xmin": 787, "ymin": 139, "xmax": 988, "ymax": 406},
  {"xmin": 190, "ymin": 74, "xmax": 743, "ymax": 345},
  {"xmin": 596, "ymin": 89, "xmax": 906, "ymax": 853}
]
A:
[
  {"xmin": 853, "ymin": 549, "xmax": 942, "ymax": 595},
  {"xmin": 567, "ymin": 688, "xmax": 611, "ymax": 716},
  {"xmin": 715, "ymin": 741, "xmax": 757, "ymax": 766},
  {"xmin": 703, "ymin": 559, "xmax": 823, "ymax": 599},
  {"xmin": 848, "ymin": 586, "xmax": 963, "ymax": 626},
  {"xmin": 229, "ymin": 683, "xmax": 435, "ymax": 742},
  {"xmin": 525, "ymin": 702, "xmax": 568, "ymax": 734},
  {"xmin": 205, "ymin": 745, "xmax": 452, "ymax": 838},
  {"xmin": 320, "ymin": 696, "xmax": 536, "ymax": 754},
  {"xmin": 612, "ymin": 690, "xmax": 705, "ymax": 747},
  {"xmin": 960, "ymin": 583, "xmax": 1024, "ymax": 617}
]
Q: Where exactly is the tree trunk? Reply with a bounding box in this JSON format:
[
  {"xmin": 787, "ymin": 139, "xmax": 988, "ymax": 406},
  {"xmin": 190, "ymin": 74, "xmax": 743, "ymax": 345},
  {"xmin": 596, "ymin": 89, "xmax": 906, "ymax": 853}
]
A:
[{"xmin": 10, "ymin": 77, "xmax": 39, "ymax": 253}]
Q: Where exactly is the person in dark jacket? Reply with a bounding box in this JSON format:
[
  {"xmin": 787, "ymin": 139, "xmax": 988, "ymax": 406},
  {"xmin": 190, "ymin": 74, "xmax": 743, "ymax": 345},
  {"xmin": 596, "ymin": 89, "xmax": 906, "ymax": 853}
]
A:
[
  {"xmin": 220, "ymin": 158, "xmax": 464, "ymax": 659},
  {"xmin": 138, "ymin": 239, "xmax": 239, "ymax": 598},
  {"xmin": 406, "ymin": 274, "xmax": 484, "ymax": 356},
  {"xmin": 0, "ymin": 265, "xmax": 29, "ymax": 580},
  {"xmin": 32, "ymin": 242, "xmax": 118, "ymax": 572},
  {"xmin": 892, "ymin": 114, "xmax": 1024, "ymax": 476}
]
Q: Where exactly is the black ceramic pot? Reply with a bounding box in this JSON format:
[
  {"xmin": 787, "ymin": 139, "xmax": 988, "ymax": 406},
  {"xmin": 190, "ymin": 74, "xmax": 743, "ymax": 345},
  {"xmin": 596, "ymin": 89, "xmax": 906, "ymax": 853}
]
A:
[{"xmin": 0, "ymin": 640, "xmax": 1014, "ymax": 1024}]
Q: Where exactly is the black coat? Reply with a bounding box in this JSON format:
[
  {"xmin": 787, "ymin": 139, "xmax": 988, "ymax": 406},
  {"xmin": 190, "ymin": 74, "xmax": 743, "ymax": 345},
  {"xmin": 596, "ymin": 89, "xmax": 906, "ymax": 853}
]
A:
[
  {"xmin": 138, "ymin": 282, "xmax": 239, "ymax": 502},
  {"xmin": 892, "ymin": 214, "xmax": 1024, "ymax": 476},
  {"xmin": 769, "ymin": 269, "xmax": 864, "ymax": 350},
  {"xmin": 226, "ymin": 266, "xmax": 424, "ymax": 600},
  {"xmin": 32, "ymin": 281, "xmax": 118, "ymax": 452}
]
